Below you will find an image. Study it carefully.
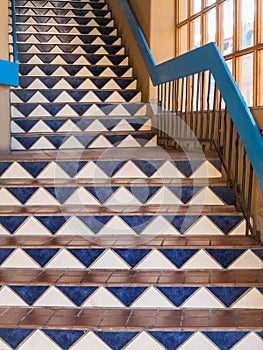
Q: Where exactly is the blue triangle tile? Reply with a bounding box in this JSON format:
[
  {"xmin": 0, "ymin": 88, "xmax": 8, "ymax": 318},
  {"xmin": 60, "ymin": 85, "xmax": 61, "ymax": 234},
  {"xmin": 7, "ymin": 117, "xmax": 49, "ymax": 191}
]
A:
[
  {"xmin": 160, "ymin": 249, "xmax": 198, "ymax": 268},
  {"xmin": 46, "ymin": 136, "xmax": 64, "ymax": 148},
  {"xmin": 44, "ymin": 330, "xmax": 84, "ymax": 350},
  {"xmin": 129, "ymin": 118, "xmax": 148, "ymax": 131},
  {"xmin": 11, "ymin": 286, "xmax": 48, "ymax": 305},
  {"xmin": 65, "ymin": 78, "xmax": 85, "ymax": 89},
  {"xmin": 165, "ymin": 215, "xmax": 200, "ymax": 233},
  {"xmin": 46, "ymin": 187, "xmax": 77, "ymax": 204},
  {"xmin": 19, "ymin": 77, "xmax": 34, "ymax": 88},
  {"xmin": 96, "ymin": 161, "xmax": 126, "ymax": 177},
  {"xmin": 7, "ymin": 187, "xmax": 38, "ymax": 204},
  {"xmin": 122, "ymin": 104, "xmax": 142, "ymax": 115},
  {"xmin": 41, "ymin": 91, "xmax": 62, "ymax": 103},
  {"xmin": 0, "ymin": 249, "xmax": 15, "ymax": 265},
  {"xmin": 24, "ymin": 248, "xmax": 59, "ymax": 267},
  {"xmin": 15, "ymin": 119, "xmax": 38, "ymax": 132},
  {"xmin": 158, "ymin": 287, "xmax": 198, "ymax": 307},
  {"xmin": 0, "ymin": 328, "xmax": 33, "ymax": 348},
  {"xmin": 68, "ymin": 249, "xmax": 104, "ymax": 267},
  {"xmin": 107, "ymin": 287, "xmax": 147, "ymax": 306},
  {"xmin": 115, "ymin": 79, "xmax": 132, "ymax": 89},
  {"xmin": 39, "ymin": 65, "xmax": 59, "ymax": 76},
  {"xmin": 13, "ymin": 90, "xmax": 36, "ymax": 102},
  {"xmin": 86, "ymin": 186, "xmax": 118, "ymax": 203},
  {"xmin": 58, "ymin": 286, "xmax": 97, "ymax": 306},
  {"xmin": 206, "ymin": 249, "xmax": 245, "ymax": 268},
  {"xmin": 88, "ymin": 66, "xmax": 106, "ymax": 76},
  {"xmin": 42, "ymin": 103, "xmax": 64, "ymax": 116},
  {"xmin": 0, "ymin": 162, "xmax": 11, "ymax": 176},
  {"xmin": 68, "ymin": 91, "xmax": 87, "ymax": 102},
  {"xmin": 71, "ymin": 104, "xmax": 89, "ymax": 116},
  {"xmin": 210, "ymin": 187, "xmax": 236, "ymax": 205},
  {"xmin": 133, "ymin": 160, "xmax": 164, "ymax": 177},
  {"xmin": 106, "ymin": 135, "xmax": 126, "ymax": 146},
  {"xmin": 15, "ymin": 136, "xmax": 39, "ymax": 149},
  {"xmin": 150, "ymin": 332, "xmax": 194, "ymax": 350},
  {"xmin": 208, "ymin": 287, "xmax": 248, "ymax": 307},
  {"xmin": 127, "ymin": 186, "xmax": 160, "ymax": 203},
  {"xmin": 204, "ymin": 332, "xmax": 247, "ymax": 350},
  {"xmin": 121, "ymin": 216, "xmax": 154, "ymax": 234},
  {"xmin": 95, "ymin": 332, "xmax": 138, "ymax": 350},
  {"xmin": 257, "ymin": 332, "xmax": 263, "ymax": 339},
  {"xmin": 40, "ymin": 77, "xmax": 60, "ymax": 88},
  {"xmin": 20, "ymin": 162, "xmax": 49, "ymax": 178},
  {"xmin": 44, "ymin": 119, "xmax": 66, "ymax": 132},
  {"xmin": 92, "ymin": 79, "xmax": 109, "ymax": 89},
  {"xmin": 252, "ymin": 249, "xmax": 263, "ymax": 260},
  {"xmin": 76, "ymin": 135, "xmax": 95, "ymax": 147},
  {"xmin": 57, "ymin": 161, "xmax": 86, "ymax": 177},
  {"xmin": 210, "ymin": 160, "xmax": 222, "ymax": 172},
  {"xmin": 114, "ymin": 249, "xmax": 151, "ymax": 267},
  {"xmin": 133, "ymin": 134, "xmax": 154, "ymax": 146},
  {"xmin": 73, "ymin": 119, "xmax": 93, "ymax": 131},
  {"xmin": 208, "ymin": 216, "xmax": 244, "ymax": 234},
  {"xmin": 78, "ymin": 216, "xmax": 112, "ymax": 234},
  {"xmin": 173, "ymin": 160, "xmax": 203, "ymax": 177},
  {"xmin": 169, "ymin": 186, "xmax": 201, "ymax": 204},
  {"xmin": 36, "ymin": 216, "xmax": 68, "ymax": 234},
  {"xmin": 257, "ymin": 288, "xmax": 263, "ymax": 294},
  {"xmin": 0, "ymin": 216, "xmax": 27, "ymax": 234}
]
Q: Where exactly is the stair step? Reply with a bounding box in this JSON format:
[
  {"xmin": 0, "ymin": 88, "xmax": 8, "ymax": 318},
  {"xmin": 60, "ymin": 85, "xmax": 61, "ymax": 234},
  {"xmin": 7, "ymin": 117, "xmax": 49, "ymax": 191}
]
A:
[
  {"xmin": 14, "ymin": 0, "xmax": 108, "ymax": 10},
  {"xmin": 16, "ymin": 8, "xmax": 111, "ymax": 17}
]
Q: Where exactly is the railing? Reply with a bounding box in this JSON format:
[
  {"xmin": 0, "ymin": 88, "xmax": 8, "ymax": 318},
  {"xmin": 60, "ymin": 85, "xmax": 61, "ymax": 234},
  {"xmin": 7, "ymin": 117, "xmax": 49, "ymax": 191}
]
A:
[
  {"xmin": 118, "ymin": 0, "xmax": 263, "ymax": 236},
  {"xmin": 0, "ymin": 0, "xmax": 19, "ymax": 86}
]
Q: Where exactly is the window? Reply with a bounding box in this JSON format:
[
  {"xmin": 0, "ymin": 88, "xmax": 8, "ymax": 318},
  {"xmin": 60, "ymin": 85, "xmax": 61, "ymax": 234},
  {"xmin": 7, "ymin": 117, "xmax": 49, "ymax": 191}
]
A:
[{"xmin": 176, "ymin": 0, "xmax": 263, "ymax": 106}]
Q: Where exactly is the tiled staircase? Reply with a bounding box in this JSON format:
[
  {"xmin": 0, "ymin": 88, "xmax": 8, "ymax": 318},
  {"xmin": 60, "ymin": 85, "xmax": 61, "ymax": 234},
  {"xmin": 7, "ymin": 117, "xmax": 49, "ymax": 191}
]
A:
[{"xmin": 1, "ymin": 0, "xmax": 262, "ymax": 348}]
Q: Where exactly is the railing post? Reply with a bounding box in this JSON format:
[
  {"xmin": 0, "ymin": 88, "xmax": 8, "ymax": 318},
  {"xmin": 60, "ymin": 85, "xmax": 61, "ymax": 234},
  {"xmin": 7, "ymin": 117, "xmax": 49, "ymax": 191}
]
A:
[{"xmin": 0, "ymin": 0, "xmax": 11, "ymax": 154}]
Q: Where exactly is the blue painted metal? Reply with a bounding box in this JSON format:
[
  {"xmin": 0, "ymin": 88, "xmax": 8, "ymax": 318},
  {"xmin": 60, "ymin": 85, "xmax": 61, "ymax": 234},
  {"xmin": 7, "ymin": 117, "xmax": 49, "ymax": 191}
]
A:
[
  {"xmin": 11, "ymin": 0, "xmax": 19, "ymax": 64},
  {"xmin": 119, "ymin": 0, "xmax": 263, "ymax": 197}
]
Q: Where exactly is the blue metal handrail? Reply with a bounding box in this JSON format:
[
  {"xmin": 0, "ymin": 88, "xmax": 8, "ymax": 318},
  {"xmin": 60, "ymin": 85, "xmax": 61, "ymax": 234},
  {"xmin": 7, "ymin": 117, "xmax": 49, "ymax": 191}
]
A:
[
  {"xmin": 0, "ymin": 0, "xmax": 19, "ymax": 86},
  {"xmin": 119, "ymin": 0, "xmax": 263, "ymax": 198}
]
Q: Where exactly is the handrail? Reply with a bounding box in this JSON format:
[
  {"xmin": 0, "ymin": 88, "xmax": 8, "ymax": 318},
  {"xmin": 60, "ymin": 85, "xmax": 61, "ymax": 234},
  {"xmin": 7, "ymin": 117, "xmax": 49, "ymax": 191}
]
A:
[
  {"xmin": 0, "ymin": 0, "xmax": 19, "ymax": 86},
  {"xmin": 119, "ymin": 0, "xmax": 263, "ymax": 198}
]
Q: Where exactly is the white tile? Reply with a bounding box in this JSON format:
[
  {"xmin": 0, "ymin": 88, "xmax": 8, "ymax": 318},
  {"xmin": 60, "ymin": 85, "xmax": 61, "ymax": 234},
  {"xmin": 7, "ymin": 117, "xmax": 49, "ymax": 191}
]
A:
[
  {"xmin": 60, "ymin": 136, "xmax": 84, "ymax": 149},
  {"xmin": 0, "ymin": 188, "xmax": 22, "ymax": 205},
  {"xmin": 15, "ymin": 217, "xmax": 52, "ymax": 235},
  {"xmin": 152, "ymin": 161, "xmax": 185, "ymax": 178},
  {"xmin": 50, "ymin": 45, "xmax": 64, "ymax": 54},
  {"xmin": 30, "ymin": 120, "xmax": 53, "ymax": 133},
  {"xmin": 113, "ymin": 161, "xmax": 147, "ymax": 178},
  {"xmin": 117, "ymin": 135, "xmax": 142, "ymax": 148},
  {"xmin": 0, "ymin": 338, "xmax": 12, "ymax": 350},
  {"xmin": 147, "ymin": 186, "xmax": 182, "ymax": 205},
  {"xmin": 231, "ymin": 333, "xmax": 263, "ymax": 350},
  {"xmin": 89, "ymin": 28, "xmax": 102, "ymax": 35},
  {"xmin": 34, "ymin": 286, "xmax": 75, "ymax": 307},
  {"xmin": 38, "ymin": 162, "xmax": 70, "ymax": 179},
  {"xmin": 71, "ymin": 332, "xmax": 111, "ymax": 350},
  {"xmin": 181, "ymin": 288, "xmax": 225, "ymax": 308},
  {"xmin": 189, "ymin": 187, "xmax": 224, "ymax": 205},
  {"xmin": 65, "ymin": 187, "xmax": 100, "ymax": 205},
  {"xmin": 92, "ymin": 37, "xmax": 105, "ymax": 45},
  {"xmin": 74, "ymin": 56, "xmax": 89, "ymax": 65},
  {"xmin": 0, "ymin": 224, "xmax": 11, "ymax": 235},
  {"xmin": 112, "ymin": 119, "xmax": 135, "ymax": 132},
  {"xmin": 80, "ymin": 91, "xmax": 101, "ymax": 103},
  {"xmin": 11, "ymin": 93, "xmax": 23, "ymax": 103},
  {"xmin": 105, "ymin": 91, "xmax": 125, "ymax": 103},
  {"xmin": 119, "ymin": 57, "xmax": 129, "ymax": 66},
  {"xmin": 52, "ymin": 67, "xmax": 68, "ymax": 76},
  {"xmin": 229, "ymin": 220, "xmax": 246, "ymax": 235},
  {"xmin": 95, "ymin": 47, "xmax": 108, "ymax": 55},
  {"xmin": 47, "ymin": 35, "xmax": 60, "ymax": 43},
  {"xmin": 54, "ymin": 91, "xmax": 75, "ymax": 103},
  {"xmin": 84, "ymin": 104, "xmax": 105, "ymax": 116},
  {"xmin": 50, "ymin": 56, "xmax": 68, "ymax": 65},
  {"xmin": 26, "ymin": 188, "xmax": 59, "ymax": 205},
  {"xmin": 26, "ymin": 34, "xmax": 39, "ymax": 43},
  {"xmin": 46, "ymin": 250, "xmax": 85, "ymax": 269},
  {"xmin": 27, "ymin": 66, "xmax": 45, "ymax": 76},
  {"xmin": 11, "ymin": 137, "xmax": 26, "ymax": 150},
  {"xmin": 76, "ymin": 161, "xmax": 108, "ymax": 179},
  {"xmin": 178, "ymin": 332, "xmax": 218, "ymax": 350},
  {"xmin": 191, "ymin": 161, "xmax": 222, "ymax": 178},
  {"xmin": 102, "ymin": 79, "xmax": 121, "ymax": 90},
  {"xmin": 56, "ymin": 105, "xmax": 78, "ymax": 117},
  {"xmin": 53, "ymin": 78, "xmax": 72, "ymax": 89},
  {"xmin": 99, "ymin": 67, "xmax": 115, "ymax": 77},
  {"xmin": 109, "ymin": 104, "xmax": 131, "ymax": 116},
  {"xmin": 1, "ymin": 249, "xmax": 40, "ymax": 268},
  {"xmin": 106, "ymin": 187, "xmax": 141, "ymax": 206},
  {"xmin": 229, "ymin": 250, "xmax": 263, "ymax": 269},
  {"xmin": 27, "ymin": 79, "xmax": 47, "ymax": 90},
  {"xmin": 0, "ymin": 286, "xmax": 28, "ymax": 306},
  {"xmin": 83, "ymin": 286, "xmax": 125, "ymax": 307},
  {"xmin": 28, "ymin": 92, "xmax": 49, "ymax": 103},
  {"xmin": 131, "ymin": 287, "xmax": 175, "ymax": 308},
  {"xmin": 96, "ymin": 56, "xmax": 113, "ymax": 66},
  {"xmin": 57, "ymin": 216, "xmax": 95, "ymax": 236},
  {"xmin": 122, "ymin": 68, "xmax": 133, "ymax": 78},
  {"xmin": 18, "ymin": 330, "xmax": 60, "ymax": 350},
  {"xmin": 11, "ymin": 121, "xmax": 25, "ymax": 133},
  {"xmin": 57, "ymin": 120, "xmax": 81, "ymax": 132},
  {"xmin": 30, "ymin": 137, "xmax": 56, "ymax": 150},
  {"xmin": 11, "ymin": 106, "xmax": 27, "ymax": 118},
  {"xmin": 99, "ymin": 216, "xmax": 136, "ymax": 235},
  {"xmin": 141, "ymin": 216, "xmax": 181, "ymax": 235},
  {"xmin": 85, "ymin": 120, "xmax": 107, "ymax": 132},
  {"xmin": 231, "ymin": 288, "xmax": 263, "ymax": 309},
  {"xmin": 182, "ymin": 250, "xmax": 222, "ymax": 269},
  {"xmin": 89, "ymin": 135, "xmax": 114, "ymax": 148},
  {"xmin": 124, "ymin": 332, "xmax": 165, "ymax": 350},
  {"xmin": 135, "ymin": 250, "xmax": 176, "ymax": 270},
  {"xmin": 90, "ymin": 249, "xmax": 130, "ymax": 269},
  {"xmin": 29, "ymin": 105, "xmax": 51, "ymax": 117},
  {"xmin": 185, "ymin": 216, "xmax": 224, "ymax": 235},
  {"xmin": 75, "ymin": 67, "xmax": 92, "ymax": 77},
  {"xmin": 145, "ymin": 135, "xmax": 157, "ymax": 147}
]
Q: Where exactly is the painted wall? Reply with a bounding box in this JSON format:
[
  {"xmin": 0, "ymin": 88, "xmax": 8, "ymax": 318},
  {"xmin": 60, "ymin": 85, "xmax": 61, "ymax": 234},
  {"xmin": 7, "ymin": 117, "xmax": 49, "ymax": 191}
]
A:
[{"xmin": 0, "ymin": 0, "xmax": 11, "ymax": 154}]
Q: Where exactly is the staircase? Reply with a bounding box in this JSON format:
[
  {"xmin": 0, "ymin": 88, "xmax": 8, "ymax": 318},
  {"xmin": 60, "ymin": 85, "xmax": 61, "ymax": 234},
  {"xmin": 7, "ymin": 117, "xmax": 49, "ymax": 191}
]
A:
[{"xmin": 1, "ymin": 0, "xmax": 262, "ymax": 348}]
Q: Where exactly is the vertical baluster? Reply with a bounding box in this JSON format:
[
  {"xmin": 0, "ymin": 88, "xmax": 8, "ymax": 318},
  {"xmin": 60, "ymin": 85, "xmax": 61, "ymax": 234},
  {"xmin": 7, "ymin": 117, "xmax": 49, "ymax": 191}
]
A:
[
  {"xmin": 184, "ymin": 76, "xmax": 188, "ymax": 144},
  {"xmin": 190, "ymin": 74, "xmax": 195, "ymax": 132},
  {"xmin": 201, "ymin": 72, "xmax": 205, "ymax": 139},
  {"xmin": 217, "ymin": 93, "xmax": 222, "ymax": 154},
  {"xmin": 210, "ymin": 82, "xmax": 217, "ymax": 149},
  {"xmin": 222, "ymin": 107, "xmax": 228, "ymax": 158},
  {"xmin": 234, "ymin": 135, "xmax": 239, "ymax": 192},
  {"xmin": 227, "ymin": 119, "xmax": 234, "ymax": 188},
  {"xmin": 246, "ymin": 164, "xmax": 254, "ymax": 235},
  {"xmin": 194, "ymin": 73, "xmax": 200, "ymax": 138},
  {"xmin": 171, "ymin": 80, "xmax": 176, "ymax": 147},
  {"xmin": 206, "ymin": 72, "xmax": 211, "ymax": 141},
  {"xmin": 241, "ymin": 149, "xmax": 247, "ymax": 210}
]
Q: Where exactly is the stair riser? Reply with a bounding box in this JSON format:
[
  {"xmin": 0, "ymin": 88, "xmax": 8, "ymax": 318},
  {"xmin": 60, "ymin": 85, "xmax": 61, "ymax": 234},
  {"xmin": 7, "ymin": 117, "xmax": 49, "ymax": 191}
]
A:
[{"xmin": 15, "ymin": 15, "xmax": 114, "ymax": 26}]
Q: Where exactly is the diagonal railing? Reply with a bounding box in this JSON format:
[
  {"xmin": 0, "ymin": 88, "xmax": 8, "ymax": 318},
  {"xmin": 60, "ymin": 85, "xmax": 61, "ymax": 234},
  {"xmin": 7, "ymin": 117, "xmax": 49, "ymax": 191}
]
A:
[
  {"xmin": 0, "ymin": 0, "xmax": 19, "ymax": 86},
  {"xmin": 118, "ymin": 0, "xmax": 263, "ymax": 235}
]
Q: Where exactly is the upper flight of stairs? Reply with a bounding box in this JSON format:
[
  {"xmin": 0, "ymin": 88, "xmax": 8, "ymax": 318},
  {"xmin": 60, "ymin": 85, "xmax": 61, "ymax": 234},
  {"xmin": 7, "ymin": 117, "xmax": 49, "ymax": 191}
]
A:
[{"xmin": 2, "ymin": 0, "xmax": 263, "ymax": 349}]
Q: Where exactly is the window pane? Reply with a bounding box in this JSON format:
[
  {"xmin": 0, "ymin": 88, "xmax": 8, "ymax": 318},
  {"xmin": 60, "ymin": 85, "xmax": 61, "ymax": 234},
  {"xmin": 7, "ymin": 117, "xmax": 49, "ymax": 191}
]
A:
[
  {"xmin": 258, "ymin": 50, "xmax": 263, "ymax": 105},
  {"xmin": 206, "ymin": 8, "xmax": 216, "ymax": 43},
  {"xmin": 259, "ymin": 0, "xmax": 263, "ymax": 43},
  {"xmin": 241, "ymin": 0, "xmax": 254, "ymax": 49},
  {"xmin": 226, "ymin": 59, "xmax": 233, "ymax": 75},
  {"xmin": 206, "ymin": 0, "xmax": 216, "ymax": 6},
  {"xmin": 238, "ymin": 53, "xmax": 254, "ymax": 106},
  {"xmin": 190, "ymin": 17, "xmax": 201, "ymax": 49},
  {"xmin": 178, "ymin": 0, "xmax": 188, "ymax": 22},
  {"xmin": 191, "ymin": 0, "xmax": 201, "ymax": 15},
  {"xmin": 178, "ymin": 25, "xmax": 189, "ymax": 54},
  {"xmin": 223, "ymin": 0, "xmax": 234, "ymax": 54}
]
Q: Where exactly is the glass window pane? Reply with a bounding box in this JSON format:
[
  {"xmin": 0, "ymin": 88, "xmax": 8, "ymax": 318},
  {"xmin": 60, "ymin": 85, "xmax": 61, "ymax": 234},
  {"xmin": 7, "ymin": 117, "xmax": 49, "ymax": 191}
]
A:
[
  {"xmin": 238, "ymin": 53, "xmax": 254, "ymax": 106},
  {"xmin": 206, "ymin": 0, "xmax": 216, "ymax": 6},
  {"xmin": 178, "ymin": 24, "xmax": 189, "ymax": 54},
  {"xmin": 226, "ymin": 59, "xmax": 233, "ymax": 74},
  {"xmin": 206, "ymin": 8, "xmax": 216, "ymax": 43},
  {"xmin": 241, "ymin": 0, "xmax": 254, "ymax": 49},
  {"xmin": 259, "ymin": 0, "xmax": 263, "ymax": 43},
  {"xmin": 223, "ymin": 0, "xmax": 234, "ymax": 54},
  {"xmin": 258, "ymin": 50, "xmax": 263, "ymax": 105},
  {"xmin": 190, "ymin": 17, "xmax": 201, "ymax": 49},
  {"xmin": 191, "ymin": 0, "xmax": 201, "ymax": 15},
  {"xmin": 178, "ymin": 0, "xmax": 188, "ymax": 22}
]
